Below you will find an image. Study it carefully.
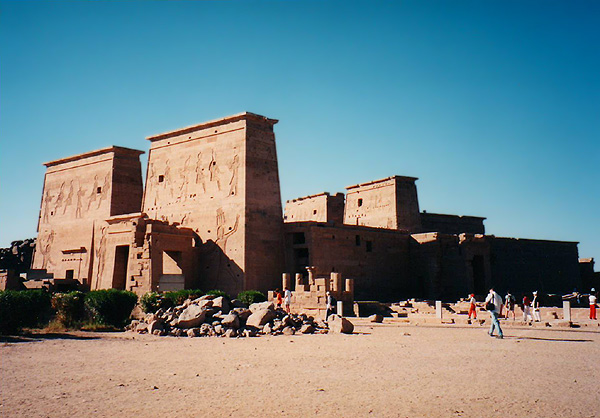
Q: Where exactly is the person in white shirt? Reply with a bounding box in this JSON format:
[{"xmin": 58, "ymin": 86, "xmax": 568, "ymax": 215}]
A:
[
  {"xmin": 532, "ymin": 291, "xmax": 541, "ymax": 322},
  {"xmin": 485, "ymin": 288, "xmax": 504, "ymax": 339},
  {"xmin": 284, "ymin": 287, "xmax": 292, "ymax": 314},
  {"xmin": 590, "ymin": 288, "xmax": 597, "ymax": 320}
]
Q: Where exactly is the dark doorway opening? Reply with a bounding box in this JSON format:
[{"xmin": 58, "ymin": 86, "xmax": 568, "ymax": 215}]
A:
[
  {"xmin": 112, "ymin": 245, "xmax": 129, "ymax": 290},
  {"xmin": 472, "ymin": 255, "xmax": 486, "ymax": 295}
]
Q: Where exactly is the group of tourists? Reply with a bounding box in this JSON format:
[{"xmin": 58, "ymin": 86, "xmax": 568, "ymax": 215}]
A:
[
  {"xmin": 273, "ymin": 287, "xmax": 292, "ymax": 313},
  {"xmin": 469, "ymin": 287, "xmax": 599, "ymax": 340}
]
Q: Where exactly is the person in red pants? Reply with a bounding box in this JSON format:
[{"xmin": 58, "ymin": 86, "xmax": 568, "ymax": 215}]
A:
[
  {"xmin": 590, "ymin": 288, "xmax": 597, "ymax": 320},
  {"xmin": 468, "ymin": 294, "xmax": 477, "ymax": 320}
]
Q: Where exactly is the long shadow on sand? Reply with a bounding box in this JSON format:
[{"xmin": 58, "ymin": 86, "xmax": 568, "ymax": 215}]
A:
[
  {"xmin": 1, "ymin": 332, "xmax": 100, "ymax": 344},
  {"xmin": 510, "ymin": 336, "xmax": 593, "ymax": 343}
]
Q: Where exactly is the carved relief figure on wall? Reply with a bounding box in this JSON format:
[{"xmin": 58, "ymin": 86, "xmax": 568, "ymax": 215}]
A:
[
  {"xmin": 195, "ymin": 152, "xmax": 206, "ymax": 193},
  {"xmin": 95, "ymin": 226, "xmax": 108, "ymax": 289},
  {"xmin": 97, "ymin": 172, "xmax": 110, "ymax": 209},
  {"xmin": 228, "ymin": 153, "xmax": 240, "ymax": 196},
  {"xmin": 88, "ymin": 175, "xmax": 100, "ymax": 210},
  {"xmin": 178, "ymin": 154, "xmax": 192, "ymax": 201},
  {"xmin": 54, "ymin": 182, "xmax": 66, "ymax": 216},
  {"xmin": 164, "ymin": 159, "xmax": 173, "ymax": 199},
  {"xmin": 41, "ymin": 188, "xmax": 51, "ymax": 224},
  {"xmin": 208, "ymin": 150, "xmax": 221, "ymax": 191},
  {"xmin": 63, "ymin": 180, "xmax": 74, "ymax": 215},
  {"xmin": 75, "ymin": 181, "xmax": 85, "ymax": 219},
  {"xmin": 38, "ymin": 229, "xmax": 55, "ymax": 270}
]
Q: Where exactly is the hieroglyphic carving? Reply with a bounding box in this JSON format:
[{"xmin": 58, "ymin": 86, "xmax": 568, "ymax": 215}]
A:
[
  {"xmin": 216, "ymin": 210, "xmax": 239, "ymax": 252},
  {"xmin": 54, "ymin": 182, "xmax": 66, "ymax": 215},
  {"xmin": 195, "ymin": 152, "xmax": 206, "ymax": 192},
  {"xmin": 63, "ymin": 180, "xmax": 74, "ymax": 215},
  {"xmin": 95, "ymin": 226, "xmax": 108, "ymax": 288},
  {"xmin": 41, "ymin": 188, "xmax": 51, "ymax": 224},
  {"xmin": 228, "ymin": 153, "xmax": 240, "ymax": 196},
  {"xmin": 178, "ymin": 154, "xmax": 192, "ymax": 201},
  {"xmin": 88, "ymin": 175, "xmax": 99, "ymax": 210},
  {"xmin": 208, "ymin": 151, "xmax": 221, "ymax": 191},
  {"xmin": 75, "ymin": 181, "xmax": 85, "ymax": 219},
  {"xmin": 97, "ymin": 172, "xmax": 110, "ymax": 209},
  {"xmin": 38, "ymin": 229, "xmax": 55, "ymax": 270}
]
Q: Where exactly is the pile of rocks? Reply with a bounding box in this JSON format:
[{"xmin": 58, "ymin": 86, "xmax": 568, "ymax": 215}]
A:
[{"xmin": 128, "ymin": 295, "xmax": 354, "ymax": 337}]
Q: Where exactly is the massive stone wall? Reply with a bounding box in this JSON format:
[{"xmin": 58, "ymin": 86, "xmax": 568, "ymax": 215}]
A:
[
  {"xmin": 420, "ymin": 213, "xmax": 485, "ymax": 235},
  {"xmin": 32, "ymin": 147, "xmax": 144, "ymax": 285},
  {"xmin": 284, "ymin": 192, "xmax": 344, "ymax": 224},
  {"xmin": 489, "ymin": 237, "xmax": 581, "ymax": 295},
  {"xmin": 344, "ymin": 176, "xmax": 422, "ymax": 232},
  {"xmin": 143, "ymin": 113, "xmax": 284, "ymax": 296},
  {"xmin": 284, "ymin": 223, "xmax": 414, "ymax": 301}
]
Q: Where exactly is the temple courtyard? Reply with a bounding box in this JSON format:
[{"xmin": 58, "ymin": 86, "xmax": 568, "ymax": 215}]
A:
[{"xmin": 1, "ymin": 319, "xmax": 598, "ymax": 417}]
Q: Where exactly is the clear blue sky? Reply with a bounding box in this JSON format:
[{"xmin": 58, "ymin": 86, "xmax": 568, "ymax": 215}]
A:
[{"xmin": 1, "ymin": 1, "xmax": 598, "ymax": 261}]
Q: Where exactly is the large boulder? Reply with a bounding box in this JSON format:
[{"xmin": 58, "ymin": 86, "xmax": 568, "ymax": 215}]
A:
[
  {"xmin": 232, "ymin": 308, "xmax": 252, "ymax": 321},
  {"xmin": 148, "ymin": 320, "xmax": 165, "ymax": 335},
  {"xmin": 212, "ymin": 296, "xmax": 230, "ymax": 313},
  {"xmin": 177, "ymin": 305, "xmax": 207, "ymax": 329},
  {"xmin": 221, "ymin": 313, "xmax": 240, "ymax": 329},
  {"xmin": 249, "ymin": 301, "xmax": 275, "ymax": 313},
  {"xmin": 246, "ymin": 308, "xmax": 276, "ymax": 328},
  {"xmin": 328, "ymin": 315, "xmax": 354, "ymax": 334}
]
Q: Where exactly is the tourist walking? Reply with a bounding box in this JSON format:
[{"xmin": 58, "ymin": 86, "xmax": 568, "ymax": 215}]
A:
[
  {"xmin": 504, "ymin": 291, "xmax": 516, "ymax": 320},
  {"xmin": 522, "ymin": 294, "xmax": 533, "ymax": 322},
  {"xmin": 284, "ymin": 287, "xmax": 292, "ymax": 314},
  {"xmin": 485, "ymin": 288, "xmax": 504, "ymax": 339},
  {"xmin": 590, "ymin": 288, "xmax": 597, "ymax": 320},
  {"xmin": 325, "ymin": 291, "xmax": 336, "ymax": 320},
  {"xmin": 468, "ymin": 293, "xmax": 477, "ymax": 320},
  {"xmin": 532, "ymin": 291, "xmax": 541, "ymax": 322},
  {"xmin": 275, "ymin": 289, "xmax": 283, "ymax": 309}
]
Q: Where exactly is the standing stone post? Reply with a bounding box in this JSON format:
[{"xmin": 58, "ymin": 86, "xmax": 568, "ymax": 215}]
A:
[
  {"xmin": 436, "ymin": 301, "xmax": 443, "ymax": 320},
  {"xmin": 306, "ymin": 266, "xmax": 316, "ymax": 285},
  {"xmin": 295, "ymin": 273, "xmax": 303, "ymax": 289},
  {"xmin": 282, "ymin": 273, "xmax": 291, "ymax": 291},
  {"xmin": 563, "ymin": 300, "xmax": 571, "ymax": 321},
  {"xmin": 331, "ymin": 272, "xmax": 342, "ymax": 294},
  {"xmin": 345, "ymin": 278, "xmax": 354, "ymax": 294},
  {"xmin": 337, "ymin": 300, "xmax": 344, "ymax": 317}
]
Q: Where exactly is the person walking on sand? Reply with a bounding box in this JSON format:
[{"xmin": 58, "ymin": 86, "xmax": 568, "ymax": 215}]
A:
[
  {"xmin": 468, "ymin": 294, "xmax": 477, "ymax": 320},
  {"xmin": 485, "ymin": 288, "xmax": 504, "ymax": 339},
  {"xmin": 504, "ymin": 291, "xmax": 516, "ymax": 320},
  {"xmin": 522, "ymin": 294, "xmax": 533, "ymax": 322},
  {"xmin": 532, "ymin": 291, "xmax": 541, "ymax": 322},
  {"xmin": 589, "ymin": 288, "xmax": 597, "ymax": 320},
  {"xmin": 284, "ymin": 287, "xmax": 292, "ymax": 314}
]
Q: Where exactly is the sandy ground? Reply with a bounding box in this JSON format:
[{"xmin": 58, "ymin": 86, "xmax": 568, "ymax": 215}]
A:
[{"xmin": 1, "ymin": 320, "xmax": 599, "ymax": 418}]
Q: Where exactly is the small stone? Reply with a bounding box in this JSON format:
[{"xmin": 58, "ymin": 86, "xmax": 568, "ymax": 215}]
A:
[
  {"xmin": 300, "ymin": 324, "xmax": 315, "ymax": 334},
  {"xmin": 368, "ymin": 314, "xmax": 383, "ymax": 323},
  {"xmin": 282, "ymin": 326, "xmax": 295, "ymax": 335},
  {"xmin": 224, "ymin": 328, "xmax": 237, "ymax": 338}
]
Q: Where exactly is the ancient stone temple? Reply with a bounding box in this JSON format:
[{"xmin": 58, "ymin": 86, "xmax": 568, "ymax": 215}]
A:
[
  {"xmin": 32, "ymin": 113, "xmax": 284, "ymax": 297},
  {"xmin": 30, "ymin": 112, "xmax": 585, "ymax": 301}
]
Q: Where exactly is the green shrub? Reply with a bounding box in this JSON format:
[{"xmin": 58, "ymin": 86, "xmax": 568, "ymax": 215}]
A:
[
  {"xmin": 161, "ymin": 289, "xmax": 204, "ymax": 307},
  {"xmin": 51, "ymin": 291, "xmax": 85, "ymax": 328},
  {"xmin": 140, "ymin": 292, "xmax": 162, "ymax": 314},
  {"xmin": 0, "ymin": 290, "xmax": 52, "ymax": 334},
  {"xmin": 237, "ymin": 290, "xmax": 267, "ymax": 305},
  {"xmin": 84, "ymin": 289, "xmax": 138, "ymax": 328},
  {"xmin": 205, "ymin": 289, "xmax": 228, "ymax": 299}
]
